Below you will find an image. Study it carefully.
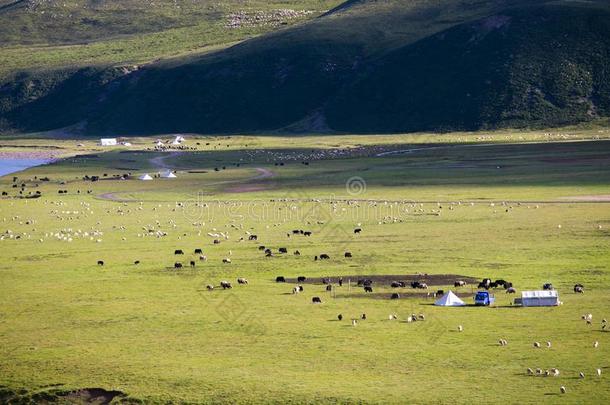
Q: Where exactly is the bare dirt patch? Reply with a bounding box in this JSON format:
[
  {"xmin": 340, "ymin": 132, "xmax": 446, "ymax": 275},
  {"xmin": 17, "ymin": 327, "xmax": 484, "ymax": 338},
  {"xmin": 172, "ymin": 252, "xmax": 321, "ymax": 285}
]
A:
[
  {"xmin": 283, "ymin": 274, "xmax": 479, "ymax": 286},
  {"xmin": 560, "ymin": 195, "xmax": 610, "ymax": 202}
]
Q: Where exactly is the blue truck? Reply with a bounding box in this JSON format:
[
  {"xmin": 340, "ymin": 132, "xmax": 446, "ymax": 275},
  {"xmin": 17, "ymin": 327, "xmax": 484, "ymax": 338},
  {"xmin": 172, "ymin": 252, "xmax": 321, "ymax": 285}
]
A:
[{"xmin": 474, "ymin": 291, "xmax": 495, "ymax": 306}]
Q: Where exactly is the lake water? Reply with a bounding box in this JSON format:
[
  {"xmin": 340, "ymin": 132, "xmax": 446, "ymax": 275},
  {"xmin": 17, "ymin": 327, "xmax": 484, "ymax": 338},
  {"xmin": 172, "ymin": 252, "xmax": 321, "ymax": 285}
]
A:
[{"xmin": 0, "ymin": 159, "xmax": 50, "ymax": 177}]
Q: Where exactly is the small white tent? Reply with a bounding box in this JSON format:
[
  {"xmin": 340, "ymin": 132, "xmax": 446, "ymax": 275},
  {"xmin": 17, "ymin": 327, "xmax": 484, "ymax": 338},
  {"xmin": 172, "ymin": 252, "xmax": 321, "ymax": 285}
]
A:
[
  {"xmin": 434, "ymin": 291, "xmax": 466, "ymax": 306},
  {"xmin": 139, "ymin": 173, "xmax": 153, "ymax": 181},
  {"xmin": 160, "ymin": 170, "xmax": 176, "ymax": 178},
  {"xmin": 100, "ymin": 138, "xmax": 117, "ymax": 146},
  {"xmin": 521, "ymin": 290, "xmax": 559, "ymax": 307}
]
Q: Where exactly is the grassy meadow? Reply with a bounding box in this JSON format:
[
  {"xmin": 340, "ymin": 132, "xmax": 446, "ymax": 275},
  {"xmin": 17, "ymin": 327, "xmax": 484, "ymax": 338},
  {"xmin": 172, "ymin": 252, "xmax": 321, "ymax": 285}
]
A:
[{"xmin": 0, "ymin": 132, "xmax": 609, "ymax": 403}]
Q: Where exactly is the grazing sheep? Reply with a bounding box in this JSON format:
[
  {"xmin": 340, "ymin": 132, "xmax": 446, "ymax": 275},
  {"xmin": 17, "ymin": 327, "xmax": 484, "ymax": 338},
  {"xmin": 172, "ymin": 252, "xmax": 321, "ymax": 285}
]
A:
[
  {"xmin": 536, "ymin": 368, "xmax": 543, "ymax": 375},
  {"xmin": 406, "ymin": 316, "xmax": 413, "ymax": 323},
  {"xmin": 597, "ymin": 369, "xmax": 602, "ymax": 376},
  {"xmin": 389, "ymin": 314, "xmax": 397, "ymax": 320},
  {"xmin": 579, "ymin": 372, "xmax": 585, "ymax": 379},
  {"xmin": 546, "ymin": 341, "xmax": 552, "ymax": 348},
  {"xmin": 222, "ymin": 258, "xmax": 232, "ymax": 263},
  {"xmin": 292, "ymin": 286, "xmax": 299, "ymax": 294},
  {"xmin": 527, "ymin": 368, "xmax": 534, "ymax": 375},
  {"xmin": 351, "ymin": 319, "xmax": 358, "ymax": 326},
  {"xmin": 206, "ymin": 284, "xmax": 214, "ymax": 290},
  {"xmin": 499, "ymin": 339, "xmax": 508, "ymax": 346},
  {"xmin": 418, "ymin": 314, "xmax": 425, "ymax": 321},
  {"xmin": 312, "ymin": 296, "xmax": 322, "ymax": 304},
  {"xmin": 560, "ymin": 386, "xmax": 566, "ymax": 394},
  {"xmin": 551, "ymin": 368, "xmax": 560, "ymax": 377},
  {"xmin": 199, "ymin": 255, "xmax": 207, "ymax": 261},
  {"xmin": 594, "ymin": 341, "xmax": 599, "ymax": 348},
  {"xmin": 338, "ymin": 314, "xmax": 343, "ymax": 321},
  {"xmin": 237, "ymin": 278, "xmax": 248, "ymax": 285},
  {"xmin": 220, "ymin": 281, "xmax": 232, "ymax": 289},
  {"xmin": 574, "ymin": 284, "xmax": 584, "ymax": 293},
  {"xmin": 534, "ymin": 342, "xmax": 541, "ymax": 348},
  {"xmin": 457, "ymin": 325, "xmax": 463, "ymax": 332},
  {"xmin": 97, "ymin": 260, "xmax": 104, "ymax": 266}
]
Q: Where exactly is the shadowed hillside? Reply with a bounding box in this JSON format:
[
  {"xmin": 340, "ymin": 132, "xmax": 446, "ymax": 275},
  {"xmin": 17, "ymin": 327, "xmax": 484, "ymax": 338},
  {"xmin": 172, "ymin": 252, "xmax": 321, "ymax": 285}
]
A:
[{"xmin": 1, "ymin": 0, "xmax": 609, "ymax": 135}]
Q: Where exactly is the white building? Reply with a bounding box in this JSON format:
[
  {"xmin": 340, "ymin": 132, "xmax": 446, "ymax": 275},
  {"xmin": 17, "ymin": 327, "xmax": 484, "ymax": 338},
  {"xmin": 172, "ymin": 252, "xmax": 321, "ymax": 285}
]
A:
[
  {"xmin": 100, "ymin": 138, "xmax": 117, "ymax": 146},
  {"xmin": 521, "ymin": 290, "xmax": 559, "ymax": 307}
]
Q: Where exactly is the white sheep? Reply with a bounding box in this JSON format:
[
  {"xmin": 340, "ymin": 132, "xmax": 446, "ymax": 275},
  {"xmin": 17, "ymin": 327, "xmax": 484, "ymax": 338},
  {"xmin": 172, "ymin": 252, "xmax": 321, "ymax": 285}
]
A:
[
  {"xmin": 534, "ymin": 342, "xmax": 541, "ymax": 348},
  {"xmin": 560, "ymin": 386, "xmax": 566, "ymax": 394}
]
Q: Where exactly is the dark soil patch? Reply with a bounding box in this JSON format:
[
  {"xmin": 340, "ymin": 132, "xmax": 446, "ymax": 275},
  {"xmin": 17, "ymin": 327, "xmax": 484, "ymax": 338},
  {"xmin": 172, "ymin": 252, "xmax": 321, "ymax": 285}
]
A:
[
  {"xmin": 335, "ymin": 291, "xmax": 477, "ymax": 300},
  {"xmin": 282, "ymin": 274, "xmax": 479, "ymax": 286},
  {"xmin": 1, "ymin": 386, "xmax": 127, "ymax": 404}
]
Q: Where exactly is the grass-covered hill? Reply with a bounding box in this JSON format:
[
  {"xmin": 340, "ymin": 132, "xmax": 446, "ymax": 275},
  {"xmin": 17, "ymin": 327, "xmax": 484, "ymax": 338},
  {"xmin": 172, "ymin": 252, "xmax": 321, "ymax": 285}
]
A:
[{"xmin": 1, "ymin": 0, "xmax": 609, "ymax": 135}]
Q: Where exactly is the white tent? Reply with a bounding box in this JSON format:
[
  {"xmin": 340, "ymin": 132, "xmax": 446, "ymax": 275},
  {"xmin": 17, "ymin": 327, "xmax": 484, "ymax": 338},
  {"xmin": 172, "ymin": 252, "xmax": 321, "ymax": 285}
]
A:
[
  {"xmin": 138, "ymin": 173, "xmax": 153, "ymax": 181},
  {"xmin": 160, "ymin": 170, "xmax": 177, "ymax": 178},
  {"xmin": 521, "ymin": 290, "xmax": 559, "ymax": 307},
  {"xmin": 434, "ymin": 290, "xmax": 466, "ymax": 306},
  {"xmin": 172, "ymin": 135, "xmax": 185, "ymax": 145},
  {"xmin": 100, "ymin": 138, "xmax": 117, "ymax": 146}
]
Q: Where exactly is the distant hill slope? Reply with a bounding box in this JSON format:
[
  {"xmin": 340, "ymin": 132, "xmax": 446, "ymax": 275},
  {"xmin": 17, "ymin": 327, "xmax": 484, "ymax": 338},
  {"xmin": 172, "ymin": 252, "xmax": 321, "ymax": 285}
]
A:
[{"xmin": 1, "ymin": 0, "xmax": 609, "ymax": 135}]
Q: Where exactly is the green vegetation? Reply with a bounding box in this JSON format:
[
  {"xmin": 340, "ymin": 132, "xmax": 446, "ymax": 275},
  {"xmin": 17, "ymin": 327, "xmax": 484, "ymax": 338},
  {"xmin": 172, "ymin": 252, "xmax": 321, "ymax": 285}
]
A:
[
  {"xmin": 1, "ymin": 0, "xmax": 609, "ymax": 135},
  {"xmin": 0, "ymin": 134, "xmax": 609, "ymax": 402}
]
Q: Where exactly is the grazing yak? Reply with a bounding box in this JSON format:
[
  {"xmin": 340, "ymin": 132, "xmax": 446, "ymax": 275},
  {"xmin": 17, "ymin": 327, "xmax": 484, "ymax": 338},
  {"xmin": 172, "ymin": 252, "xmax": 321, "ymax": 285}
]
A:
[
  {"xmin": 436, "ymin": 290, "xmax": 444, "ymax": 297},
  {"xmin": 258, "ymin": 245, "xmax": 266, "ymax": 251},
  {"xmin": 454, "ymin": 280, "xmax": 467, "ymax": 287},
  {"xmin": 213, "ymin": 239, "xmax": 221, "ymax": 244},
  {"xmin": 199, "ymin": 255, "xmax": 207, "ymax": 261},
  {"xmin": 312, "ymin": 297, "xmax": 322, "ymax": 304},
  {"xmin": 248, "ymin": 235, "xmax": 258, "ymax": 241},
  {"xmin": 190, "ymin": 261, "xmax": 196, "ymax": 268},
  {"xmin": 364, "ymin": 286, "xmax": 373, "ymax": 293},
  {"xmin": 264, "ymin": 248, "xmax": 272, "ymax": 255},
  {"xmin": 220, "ymin": 281, "xmax": 232, "ymax": 289},
  {"xmin": 276, "ymin": 276, "xmax": 286, "ymax": 283},
  {"xmin": 206, "ymin": 284, "xmax": 214, "ymax": 290},
  {"xmin": 391, "ymin": 293, "xmax": 400, "ymax": 299},
  {"xmin": 222, "ymin": 258, "xmax": 232, "ymax": 264},
  {"xmin": 303, "ymin": 231, "xmax": 312, "ymax": 236},
  {"xmin": 574, "ymin": 284, "xmax": 584, "ymax": 293},
  {"xmin": 292, "ymin": 286, "xmax": 300, "ymax": 294},
  {"xmin": 174, "ymin": 262, "xmax": 183, "ymax": 269},
  {"xmin": 294, "ymin": 250, "xmax": 301, "ymax": 256},
  {"xmin": 174, "ymin": 249, "xmax": 184, "ymax": 255},
  {"xmin": 543, "ymin": 283, "xmax": 554, "ymax": 291},
  {"xmin": 279, "ymin": 247, "xmax": 288, "ymax": 254},
  {"xmin": 506, "ymin": 287, "xmax": 516, "ymax": 294},
  {"xmin": 320, "ymin": 254, "xmax": 330, "ymax": 260},
  {"xmin": 411, "ymin": 281, "xmax": 428, "ymax": 289},
  {"xmin": 326, "ymin": 285, "xmax": 333, "ymax": 291},
  {"xmin": 478, "ymin": 278, "xmax": 492, "ymax": 289},
  {"xmin": 194, "ymin": 248, "xmax": 203, "ymax": 254},
  {"xmin": 97, "ymin": 260, "xmax": 104, "ymax": 266},
  {"xmin": 344, "ymin": 252, "xmax": 352, "ymax": 258},
  {"xmin": 237, "ymin": 278, "xmax": 248, "ymax": 285},
  {"xmin": 134, "ymin": 260, "xmax": 140, "ymax": 265},
  {"xmin": 338, "ymin": 314, "xmax": 343, "ymax": 321},
  {"xmin": 354, "ymin": 228, "xmax": 362, "ymax": 234},
  {"xmin": 297, "ymin": 276, "xmax": 306, "ymax": 282}
]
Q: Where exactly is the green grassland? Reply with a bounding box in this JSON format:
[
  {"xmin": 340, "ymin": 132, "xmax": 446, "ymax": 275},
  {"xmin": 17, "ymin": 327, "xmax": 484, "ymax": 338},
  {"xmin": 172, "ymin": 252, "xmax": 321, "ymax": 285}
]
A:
[{"xmin": 1, "ymin": 133, "xmax": 609, "ymax": 403}]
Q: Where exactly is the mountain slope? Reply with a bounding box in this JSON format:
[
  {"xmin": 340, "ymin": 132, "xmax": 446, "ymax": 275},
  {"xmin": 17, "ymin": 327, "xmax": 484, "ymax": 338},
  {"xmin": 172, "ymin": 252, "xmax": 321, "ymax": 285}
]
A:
[
  {"xmin": 326, "ymin": 3, "xmax": 610, "ymax": 132},
  {"xmin": 1, "ymin": 0, "xmax": 609, "ymax": 135}
]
